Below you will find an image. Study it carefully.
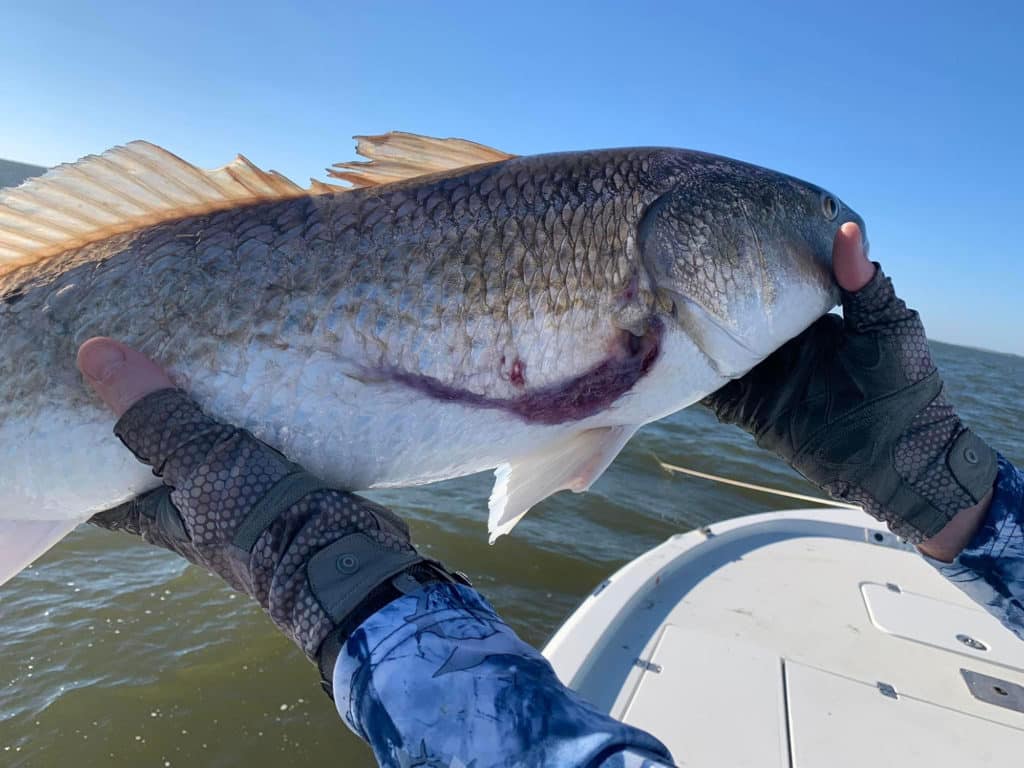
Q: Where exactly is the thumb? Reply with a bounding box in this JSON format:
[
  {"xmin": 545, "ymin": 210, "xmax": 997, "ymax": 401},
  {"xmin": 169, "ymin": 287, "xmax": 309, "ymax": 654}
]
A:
[
  {"xmin": 833, "ymin": 222, "xmax": 874, "ymax": 292},
  {"xmin": 77, "ymin": 337, "xmax": 175, "ymax": 418},
  {"xmin": 834, "ymin": 227, "xmax": 921, "ymax": 339}
]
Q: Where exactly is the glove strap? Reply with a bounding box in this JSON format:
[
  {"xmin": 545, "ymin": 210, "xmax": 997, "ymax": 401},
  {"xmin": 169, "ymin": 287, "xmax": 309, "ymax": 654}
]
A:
[
  {"xmin": 315, "ymin": 559, "xmax": 471, "ymax": 700},
  {"xmin": 947, "ymin": 429, "xmax": 999, "ymax": 503}
]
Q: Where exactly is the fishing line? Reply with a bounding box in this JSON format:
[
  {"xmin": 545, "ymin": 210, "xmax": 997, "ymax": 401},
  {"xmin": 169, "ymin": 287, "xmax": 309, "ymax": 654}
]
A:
[{"xmin": 654, "ymin": 456, "xmax": 862, "ymax": 510}]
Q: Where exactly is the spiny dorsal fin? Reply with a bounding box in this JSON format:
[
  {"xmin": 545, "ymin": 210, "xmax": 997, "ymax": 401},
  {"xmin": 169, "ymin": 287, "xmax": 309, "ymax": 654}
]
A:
[
  {"xmin": 0, "ymin": 141, "xmax": 347, "ymax": 274},
  {"xmin": 328, "ymin": 131, "xmax": 515, "ymax": 187},
  {"xmin": 0, "ymin": 133, "xmax": 514, "ymax": 275}
]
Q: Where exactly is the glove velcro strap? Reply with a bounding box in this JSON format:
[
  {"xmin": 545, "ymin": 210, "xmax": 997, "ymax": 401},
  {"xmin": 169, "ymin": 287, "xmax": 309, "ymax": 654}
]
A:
[
  {"xmin": 947, "ymin": 429, "xmax": 999, "ymax": 505},
  {"xmin": 314, "ymin": 556, "xmax": 471, "ymax": 700},
  {"xmin": 308, "ymin": 533, "xmax": 423, "ymax": 625}
]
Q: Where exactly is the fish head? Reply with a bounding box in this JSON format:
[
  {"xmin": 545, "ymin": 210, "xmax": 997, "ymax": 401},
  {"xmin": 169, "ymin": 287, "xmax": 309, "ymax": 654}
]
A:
[{"xmin": 641, "ymin": 151, "xmax": 865, "ymax": 378}]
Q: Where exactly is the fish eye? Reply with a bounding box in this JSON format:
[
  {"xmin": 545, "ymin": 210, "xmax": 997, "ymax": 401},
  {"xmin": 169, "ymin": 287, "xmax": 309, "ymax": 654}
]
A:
[{"xmin": 821, "ymin": 193, "xmax": 839, "ymax": 221}]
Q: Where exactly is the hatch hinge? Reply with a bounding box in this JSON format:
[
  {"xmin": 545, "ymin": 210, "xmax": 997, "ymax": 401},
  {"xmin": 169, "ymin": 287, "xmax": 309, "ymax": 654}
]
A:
[{"xmin": 633, "ymin": 658, "xmax": 663, "ymax": 674}]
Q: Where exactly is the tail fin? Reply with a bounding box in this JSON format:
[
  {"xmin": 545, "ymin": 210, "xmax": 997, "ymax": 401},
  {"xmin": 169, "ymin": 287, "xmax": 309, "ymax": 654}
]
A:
[{"xmin": 0, "ymin": 518, "xmax": 87, "ymax": 587}]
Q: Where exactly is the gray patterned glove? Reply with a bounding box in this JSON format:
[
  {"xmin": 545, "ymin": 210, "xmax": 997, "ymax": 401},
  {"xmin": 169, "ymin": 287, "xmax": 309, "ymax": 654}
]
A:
[
  {"xmin": 702, "ymin": 265, "xmax": 998, "ymax": 543},
  {"xmin": 89, "ymin": 388, "xmax": 466, "ymax": 696}
]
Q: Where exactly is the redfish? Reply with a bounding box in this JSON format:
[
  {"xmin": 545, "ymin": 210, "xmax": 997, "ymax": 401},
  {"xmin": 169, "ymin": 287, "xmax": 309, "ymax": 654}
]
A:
[{"xmin": 0, "ymin": 132, "xmax": 861, "ymax": 583}]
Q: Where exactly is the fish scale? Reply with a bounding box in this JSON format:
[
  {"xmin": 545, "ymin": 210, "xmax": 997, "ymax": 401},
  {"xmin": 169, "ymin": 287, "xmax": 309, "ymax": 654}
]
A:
[{"xmin": 0, "ymin": 132, "xmax": 861, "ymax": 583}]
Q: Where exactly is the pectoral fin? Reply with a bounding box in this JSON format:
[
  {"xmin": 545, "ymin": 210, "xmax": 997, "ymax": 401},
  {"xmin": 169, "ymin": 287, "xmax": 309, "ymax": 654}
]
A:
[
  {"xmin": 487, "ymin": 425, "xmax": 640, "ymax": 543},
  {"xmin": 0, "ymin": 517, "xmax": 87, "ymax": 587}
]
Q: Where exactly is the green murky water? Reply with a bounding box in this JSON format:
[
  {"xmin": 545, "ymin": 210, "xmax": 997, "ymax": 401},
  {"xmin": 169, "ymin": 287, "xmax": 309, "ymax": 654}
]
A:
[{"xmin": 2, "ymin": 331, "xmax": 1022, "ymax": 767}]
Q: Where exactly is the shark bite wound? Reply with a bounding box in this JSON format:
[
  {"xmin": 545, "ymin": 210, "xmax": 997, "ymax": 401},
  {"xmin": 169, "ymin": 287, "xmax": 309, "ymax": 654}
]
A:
[{"xmin": 392, "ymin": 319, "xmax": 662, "ymax": 425}]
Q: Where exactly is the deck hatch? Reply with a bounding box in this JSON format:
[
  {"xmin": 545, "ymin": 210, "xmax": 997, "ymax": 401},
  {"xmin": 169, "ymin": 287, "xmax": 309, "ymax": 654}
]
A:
[{"xmin": 861, "ymin": 582, "xmax": 1024, "ymax": 671}]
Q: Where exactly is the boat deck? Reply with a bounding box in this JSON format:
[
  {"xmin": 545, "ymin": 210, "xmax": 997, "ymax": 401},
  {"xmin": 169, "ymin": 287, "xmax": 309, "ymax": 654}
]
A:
[{"xmin": 543, "ymin": 509, "xmax": 1024, "ymax": 767}]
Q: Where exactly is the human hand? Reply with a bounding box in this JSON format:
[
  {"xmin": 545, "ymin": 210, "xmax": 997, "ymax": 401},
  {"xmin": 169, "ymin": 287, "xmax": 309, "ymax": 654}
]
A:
[
  {"xmin": 79, "ymin": 338, "xmax": 459, "ymax": 694},
  {"xmin": 701, "ymin": 224, "xmax": 998, "ymax": 548},
  {"xmin": 77, "ymin": 337, "xmax": 176, "ymax": 417}
]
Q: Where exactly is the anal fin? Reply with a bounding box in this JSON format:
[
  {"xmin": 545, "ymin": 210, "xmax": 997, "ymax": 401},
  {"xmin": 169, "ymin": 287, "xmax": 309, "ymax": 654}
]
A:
[
  {"xmin": 0, "ymin": 517, "xmax": 87, "ymax": 587},
  {"xmin": 487, "ymin": 425, "xmax": 639, "ymax": 543}
]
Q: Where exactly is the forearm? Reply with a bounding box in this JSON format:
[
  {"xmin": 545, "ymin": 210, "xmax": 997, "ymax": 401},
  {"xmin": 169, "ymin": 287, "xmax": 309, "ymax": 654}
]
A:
[
  {"xmin": 918, "ymin": 490, "xmax": 994, "ymax": 563},
  {"xmin": 333, "ymin": 582, "xmax": 674, "ymax": 768},
  {"xmin": 926, "ymin": 457, "xmax": 1024, "ymax": 639},
  {"xmin": 90, "ymin": 388, "xmax": 672, "ymax": 767}
]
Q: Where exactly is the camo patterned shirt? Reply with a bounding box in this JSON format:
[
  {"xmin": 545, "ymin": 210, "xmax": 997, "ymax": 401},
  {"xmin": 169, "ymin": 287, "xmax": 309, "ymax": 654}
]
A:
[
  {"xmin": 332, "ymin": 581, "xmax": 674, "ymax": 767},
  {"xmin": 930, "ymin": 456, "xmax": 1024, "ymax": 640},
  {"xmin": 332, "ymin": 458, "xmax": 1024, "ymax": 768}
]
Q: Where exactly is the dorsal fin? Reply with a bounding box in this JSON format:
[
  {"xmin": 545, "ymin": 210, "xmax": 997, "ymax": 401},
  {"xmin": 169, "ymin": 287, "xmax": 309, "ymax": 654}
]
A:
[
  {"xmin": 0, "ymin": 133, "xmax": 514, "ymax": 275},
  {"xmin": 0, "ymin": 142, "xmax": 343, "ymax": 274},
  {"xmin": 328, "ymin": 131, "xmax": 515, "ymax": 187}
]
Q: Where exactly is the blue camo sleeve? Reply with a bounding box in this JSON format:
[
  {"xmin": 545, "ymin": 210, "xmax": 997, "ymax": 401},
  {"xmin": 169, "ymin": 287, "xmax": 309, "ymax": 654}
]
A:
[
  {"xmin": 595, "ymin": 751, "xmax": 675, "ymax": 767},
  {"xmin": 332, "ymin": 581, "xmax": 675, "ymax": 768},
  {"xmin": 930, "ymin": 456, "xmax": 1024, "ymax": 639}
]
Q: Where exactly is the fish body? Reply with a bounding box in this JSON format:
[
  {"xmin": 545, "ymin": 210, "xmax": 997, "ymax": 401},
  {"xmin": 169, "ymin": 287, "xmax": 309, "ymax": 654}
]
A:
[{"xmin": 0, "ymin": 134, "xmax": 861, "ymax": 582}]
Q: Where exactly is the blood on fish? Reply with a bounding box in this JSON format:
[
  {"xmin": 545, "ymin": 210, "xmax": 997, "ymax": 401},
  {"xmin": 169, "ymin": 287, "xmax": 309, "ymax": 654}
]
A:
[
  {"xmin": 509, "ymin": 358, "xmax": 526, "ymax": 387},
  {"xmin": 621, "ymin": 274, "xmax": 638, "ymax": 302},
  {"xmin": 392, "ymin": 318, "xmax": 663, "ymax": 425}
]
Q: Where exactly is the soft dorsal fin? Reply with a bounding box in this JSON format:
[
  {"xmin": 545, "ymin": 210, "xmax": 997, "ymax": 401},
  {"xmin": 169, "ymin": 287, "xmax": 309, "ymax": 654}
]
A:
[
  {"xmin": 328, "ymin": 131, "xmax": 515, "ymax": 187},
  {"xmin": 0, "ymin": 132, "xmax": 514, "ymax": 276}
]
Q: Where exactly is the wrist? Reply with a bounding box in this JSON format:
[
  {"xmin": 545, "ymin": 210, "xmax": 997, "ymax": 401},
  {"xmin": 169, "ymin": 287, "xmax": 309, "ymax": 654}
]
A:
[
  {"xmin": 917, "ymin": 488, "xmax": 994, "ymax": 563},
  {"xmin": 316, "ymin": 559, "xmax": 471, "ymax": 699}
]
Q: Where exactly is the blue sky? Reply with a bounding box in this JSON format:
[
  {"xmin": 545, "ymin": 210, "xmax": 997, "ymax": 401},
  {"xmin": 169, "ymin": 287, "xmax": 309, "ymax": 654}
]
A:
[{"xmin": 2, "ymin": 1, "xmax": 1020, "ymax": 354}]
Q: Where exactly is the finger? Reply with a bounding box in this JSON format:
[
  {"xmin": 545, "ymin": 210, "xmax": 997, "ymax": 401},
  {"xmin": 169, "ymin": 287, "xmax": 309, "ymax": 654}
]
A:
[
  {"xmin": 77, "ymin": 337, "xmax": 175, "ymax": 418},
  {"xmin": 832, "ymin": 222, "xmax": 875, "ymax": 292}
]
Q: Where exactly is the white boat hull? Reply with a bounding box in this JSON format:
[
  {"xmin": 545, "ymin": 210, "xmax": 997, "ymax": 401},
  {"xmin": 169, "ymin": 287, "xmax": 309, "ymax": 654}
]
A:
[{"xmin": 543, "ymin": 509, "xmax": 1024, "ymax": 766}]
